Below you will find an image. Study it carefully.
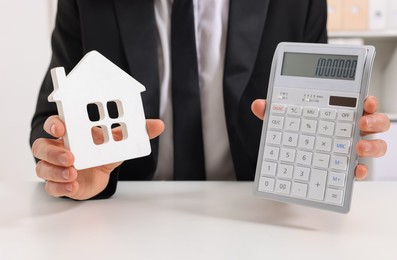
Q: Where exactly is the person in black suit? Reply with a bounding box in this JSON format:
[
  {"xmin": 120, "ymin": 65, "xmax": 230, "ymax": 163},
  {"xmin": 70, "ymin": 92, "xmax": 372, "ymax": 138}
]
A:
[{"xmin": 31, "ymin": 0, "xmax": 390, "ymax": 200}]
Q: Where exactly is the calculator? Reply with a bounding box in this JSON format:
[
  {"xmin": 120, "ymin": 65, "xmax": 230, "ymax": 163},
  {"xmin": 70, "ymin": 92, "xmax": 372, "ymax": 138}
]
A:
[{"xmin": 254, "ymin": 42, "xmax": 375, "ymax": 213}]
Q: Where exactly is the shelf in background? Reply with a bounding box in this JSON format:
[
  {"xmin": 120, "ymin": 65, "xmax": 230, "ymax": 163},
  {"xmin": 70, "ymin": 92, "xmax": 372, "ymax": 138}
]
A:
[{"xmin": 329, "ymin": 30, "xmax": 397, "ymax": 39}]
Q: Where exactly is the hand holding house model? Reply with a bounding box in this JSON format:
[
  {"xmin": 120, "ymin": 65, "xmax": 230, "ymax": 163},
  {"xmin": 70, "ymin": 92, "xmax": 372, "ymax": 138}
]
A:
[{"xmin": 48, "ymin": 51, "xmax": 151, "ymax": 170}]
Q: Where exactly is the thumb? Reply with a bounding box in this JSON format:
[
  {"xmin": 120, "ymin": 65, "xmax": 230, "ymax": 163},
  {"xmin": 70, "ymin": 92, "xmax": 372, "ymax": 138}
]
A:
[
  {"xmin": 251, "ymin": 99, "xmax": 267, "ymax": 120},
  {"xmin": 43, "ymin": 115, "xmax": 66, "ymax": 138}
]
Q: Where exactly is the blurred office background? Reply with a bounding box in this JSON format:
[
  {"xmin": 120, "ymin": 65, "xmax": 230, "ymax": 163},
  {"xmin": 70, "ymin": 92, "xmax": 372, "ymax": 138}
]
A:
[
  {"xmin": 0, "ymin": 0, "xmax": 395, "ymax": 181},
  {"xmin": 327, "ymin": 0, "xmax": 397, "ymax": 180}
]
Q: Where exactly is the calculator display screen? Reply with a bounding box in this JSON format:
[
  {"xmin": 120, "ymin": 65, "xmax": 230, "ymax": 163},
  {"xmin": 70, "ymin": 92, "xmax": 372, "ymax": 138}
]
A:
[{"xmin": 282, "ymin": 53, "xmax": 358, "ymax": 80}]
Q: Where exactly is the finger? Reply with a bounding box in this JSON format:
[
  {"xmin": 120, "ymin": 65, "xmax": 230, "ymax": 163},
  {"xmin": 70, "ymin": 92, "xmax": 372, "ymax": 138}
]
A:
[
  {"xmin": 356, "ymin": 139, "xmax": 387, "ymax": 158},
  {"xmin": 92, "ymin": 126, "xmax": 107, "ymax": 144},
  {"xmin": 45, "ymin": 180, "xmax": 79, "ymax": 198},
  {"xmin": 354, "ymin": 164, "xmax": 368, "ymax": 181},
  {"xmin": 359, "ymin": 114, "xmax": 390, "ymax": 134},
  {"xmin": 32, "ymin": 138, "xmax": 74, "ymax": 167},
  {"xmin": 43, "ymin": 115, "xmax": 66, "ymax": 138},
  {"xmin": 146, "ymin": 119, "xmax": 165, "ymax": 139},
  {"xmin": 363, "ymin": 96, "xmax": 378, "ymax": 115},
  {"xmin": 36, "ymin": 161, "xmax": 78, "ymax": 183},
  {"xmin": 251, "ymin": 99, "xmax": 267, "ymax": 120}
]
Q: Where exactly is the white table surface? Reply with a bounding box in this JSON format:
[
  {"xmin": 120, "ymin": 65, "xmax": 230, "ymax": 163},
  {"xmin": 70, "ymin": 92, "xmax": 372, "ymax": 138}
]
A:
[{"xmin": 1, "ymin": 181, "xmax": 396, "ymax": 259}]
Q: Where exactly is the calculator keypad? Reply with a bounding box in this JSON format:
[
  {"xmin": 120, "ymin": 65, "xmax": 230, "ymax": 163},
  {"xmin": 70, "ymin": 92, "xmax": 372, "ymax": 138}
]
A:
[{"xmin": 259, "ymin": 103, "xmax": 356, "ymax": 206}]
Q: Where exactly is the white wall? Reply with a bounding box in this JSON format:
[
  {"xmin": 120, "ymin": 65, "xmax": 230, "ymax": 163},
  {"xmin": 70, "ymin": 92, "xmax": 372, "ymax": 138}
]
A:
[{"xmin": 0, "ymin": 0, "xmax": 55, "ymax": 181}]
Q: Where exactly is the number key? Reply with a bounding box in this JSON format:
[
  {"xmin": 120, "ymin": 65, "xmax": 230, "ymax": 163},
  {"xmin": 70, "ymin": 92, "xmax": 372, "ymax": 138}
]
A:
[
  {"xmin": 258, "ymin": 177, "xmax": 275, "ymax": 192},
  {"xmin": 264, "ymin": 146, "xmax": 279, "ymax": 160},
  {"xmin": 275, "ymin": 180, "xmax": 291, "ymax": 194},
  {"xmin": 282, "ymin": 132, "xmax": 298, "ymax": 147},
  {"xmin": 298, "ymin": 135, "xmax": 315, "ymax": 150},
  {"xmin": 296, "ymin": 150, "xmax": 313, "ymax": 166},
  {"xmin": 280, "ymin": 148, "xmax": 296, "ymax": 163},
  {"xmin": 261, "ymin": 161, "xmax": 277, "ymax": 176},
  {"xmin": 277, "ymin": 164, "xmax": 294, "ymax": 179},
  {"xmin": 294, "ymin": 166, "xmax": 310, "ymax": 181},
  {"xmin": 266, "ymin": 131, "xmax": 282, "ymax": 145}
]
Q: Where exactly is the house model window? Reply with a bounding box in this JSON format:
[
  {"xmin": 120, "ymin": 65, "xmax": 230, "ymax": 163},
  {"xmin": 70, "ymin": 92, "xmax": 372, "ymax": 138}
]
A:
[
  {"xmin": 48, "ymin": 51, "xmax": 151, "ymax": 170},
  {"xmin": 87, "ymin": 101, "xmax": 128, "ymax": 145}
]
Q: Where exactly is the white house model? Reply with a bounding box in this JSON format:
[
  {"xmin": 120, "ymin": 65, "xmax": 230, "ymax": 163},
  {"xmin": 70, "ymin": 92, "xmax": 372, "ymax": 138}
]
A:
[{"xmin": 48, "ymin": 51, "xmax": 151, "ymax": 170}]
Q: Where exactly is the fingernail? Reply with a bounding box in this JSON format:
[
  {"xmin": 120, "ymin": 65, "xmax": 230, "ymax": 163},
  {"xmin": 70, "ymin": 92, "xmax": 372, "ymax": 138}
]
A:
[
  {"xmin": 65, "ymin": 184, "xmax": 73, "ymax": 192},
  {"xmin": 36, "ymin": 161, "xmax": 42, "ymax": 172},
  {"xmin": 50, "ymin": 124, "xmax": 56, "ymax": 135},
  {"xmin": 363, "ymin": 142, "xmax": 371, "ymax": 153},
  {"xmin": 59, "ymin": 154, "xmax": 69, "ymax": 166},
  {"xmin": 365, "ymin": 116, "xmax": 376, "ymax": 130},
  {"xmin": 62, "ymin": 169, "xmax": 69, "ymax": 180}
]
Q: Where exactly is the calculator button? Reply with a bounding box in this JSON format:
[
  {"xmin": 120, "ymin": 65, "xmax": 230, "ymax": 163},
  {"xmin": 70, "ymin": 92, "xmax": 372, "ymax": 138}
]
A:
[
  {"xmin": 335, "ymin": 123, "xmax": 353, "ymax": 138},
  {"xmin": 294, "ymin": 166, "xmax": 310, "ymax": 181},
  {"xmin": 282, "ymin": 132, "xmax": 298, "ymax": 147},
  {"xmin": 296, "ymin": 150, "xmax": 313, "ymax": 166},
  {"xmin": 280, "ymin": 148, "xmax": 296, "ymax": 163},
  {"xmin": 298, "ymin": 135, "xmax": 315, "ymax": 150},
  {"xmin": 313, "ymin": 153, "xmax": 330, "ymax": 168},
  {"xmin": 301, "ymin": 119, "xmax": 317, "ymax": 134},
  {"xmin": 291, "ymin": 182, "xmax": 308, "ymax": 198},
  {"xmin": 275, "ymin": 179, "xmax": 291, "ymax": 194},
  {"xmin": 325, "ymin": 188, "xmax": 344, "ymax": 205},
  {"xmin": 330, "ymin": 155, "xmax": 348, "ymax": 171},
  {"xmin": 328, "ymin": 172, "xmax": 346, "ymax": 188},
  {"xmin": 258, "ymin": 177, "xmax": 275, "ymax": 192},
  {"xmin": 337, "ymin": 110, "xmax": 355, "ymax": 122},
  {"xmin": 284, "ymin": 117, "xmax": 300, "ymax": 132},
  {"xmin": 264, "ymin": 146, "xmax": 280, "ymax": 160},
  {"xmin": 333, "ymin": 139, "xmax": 351, "ymax": 154},
  {"xmin": 269, "ymin": 116, "xmax": 284, "ymax": 130},
  {"xmin": 287, "ymin": 105, "xmax": 302, "ymax": 116},
  {"xmin": 277, "ymin": 164, "xmax": 294, "ymax": 179},
  {"xmin": 320, "ymin": 108, "xmax": 337, "ymax": 120},
  {"xmin": 317, "ymin": 121, "xmax": 335, "ymax": 136},
  {"xmin": 303, "ymin": 107, "xmax": 319, "ymax": 118},
  {"xmin": 271, "ymin": 103, "xmax": 287, "ymax": 114},
  {"xmin": 315, "ymin": 136, "xmax": 332, "ymax": 152},
  {"xmin": 266, "ymin": 131, "xmax": 282, "ymax": 145},
  {"xmin": 261, "ymin": 161, "xmax": 277, "ymax": 176},
  {"xmin": 308, "ymin": 169, "xmax": 327, "ymax": 201}
]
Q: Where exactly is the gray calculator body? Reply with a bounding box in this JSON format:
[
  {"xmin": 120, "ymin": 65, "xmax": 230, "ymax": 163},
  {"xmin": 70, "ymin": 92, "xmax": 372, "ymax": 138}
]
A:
[{"xmin": 254, "ymin": 42, "xmax": 375, "ymax": 213}]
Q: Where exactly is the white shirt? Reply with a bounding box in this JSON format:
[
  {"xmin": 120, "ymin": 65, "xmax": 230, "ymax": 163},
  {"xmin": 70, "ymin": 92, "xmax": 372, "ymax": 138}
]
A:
[{"xmin": 153, "ymin": 0, "xmax": 235, "ymax": 180}]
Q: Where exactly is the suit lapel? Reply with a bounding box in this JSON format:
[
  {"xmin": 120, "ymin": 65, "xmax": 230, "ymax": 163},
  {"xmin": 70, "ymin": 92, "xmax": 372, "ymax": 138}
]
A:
[
  {"xmin": 223, "ymin": 0, "xmax": 270, "ymax": 124},
  {"xmin": 113, "ymin": 0, "xmax": 159, "ymax": 164},
  {"xmin": 113, "ymin": 0, "xmax": 159, "ymax": 120}
]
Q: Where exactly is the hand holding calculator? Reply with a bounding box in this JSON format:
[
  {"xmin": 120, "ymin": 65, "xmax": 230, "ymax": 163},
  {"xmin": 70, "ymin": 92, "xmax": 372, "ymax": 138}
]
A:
[{"xmin": 254, "ymin": 42, "xmax": 376, "ymax": 213}]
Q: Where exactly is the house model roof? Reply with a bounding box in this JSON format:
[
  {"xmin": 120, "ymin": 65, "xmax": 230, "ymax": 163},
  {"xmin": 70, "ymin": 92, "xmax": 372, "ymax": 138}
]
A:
[
  {"xmin": 49, "ymin": 51, "xmax": 145, "ymax": 102},
  {"xmin": 48, "ymin": 51, "xmax": 151, "ymax": 170}
]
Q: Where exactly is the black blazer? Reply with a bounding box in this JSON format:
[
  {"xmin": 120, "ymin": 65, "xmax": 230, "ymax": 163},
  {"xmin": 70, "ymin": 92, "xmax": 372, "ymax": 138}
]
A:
[{"xmin": 30, "ymin": 0, "xmax": 327, "ymax": 198}]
